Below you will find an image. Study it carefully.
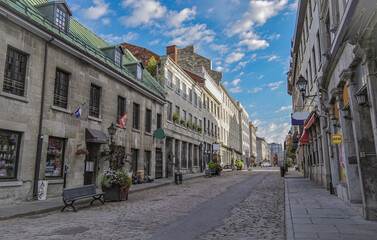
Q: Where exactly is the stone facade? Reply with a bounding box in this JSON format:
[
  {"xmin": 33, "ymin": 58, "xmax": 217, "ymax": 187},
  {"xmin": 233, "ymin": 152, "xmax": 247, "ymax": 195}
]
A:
[
  {"xmin": 237, "ymin": 101, "xmax": 250, "ymax": 165},
  {"xmin": 288, "ymin": 0, "xmax": 377, "ymax": 220},
  {"xmin": 249, "ymin": 123, "xmax": 258, "ymax": 162},
  {"xmin": 0, "ymin": 0, "xmax": 165, "ymax": 204},
  {"xmin": 256, "ymin": 137, "xmax": 270, "ymax": 164}
]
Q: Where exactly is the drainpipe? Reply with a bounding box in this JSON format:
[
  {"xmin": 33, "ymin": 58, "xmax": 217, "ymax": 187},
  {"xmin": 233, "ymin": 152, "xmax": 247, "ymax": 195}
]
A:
[{"xmin": 33, "ymin": 37, "xmax": 54, "ymax": 199}]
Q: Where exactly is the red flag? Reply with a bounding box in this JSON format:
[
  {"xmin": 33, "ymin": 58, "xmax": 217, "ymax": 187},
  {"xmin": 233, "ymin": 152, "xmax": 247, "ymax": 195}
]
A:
[{"xmin": 119, "ymin": 112, "xmax": 128, "ymax": 129}]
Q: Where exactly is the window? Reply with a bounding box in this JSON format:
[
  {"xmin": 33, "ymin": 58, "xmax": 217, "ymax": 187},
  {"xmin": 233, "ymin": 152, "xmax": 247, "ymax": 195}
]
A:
[
  {"xmin": 117, "ymin": 96, "xmax": 126, "ymax": 121},
  {"xmin": 204, "ymin": 117, "xmax": 206, "ymax": 132},
  {"xmin": 144, "ymin": 151, "xmax": 151, "ymax": 176},
  {"xmin": 194, "ymin": 117, "xmax": 197, "ymax": 124},
  {"xmin": 189, "ymin": 114, "xmax": 192, "ymax": 126},
  {"xmin": 199, "ymin": 98, "xmax": 202, "ymax": 109},
  {"xmin": 0, "ymin": 130, "xmax": 20, "ymax": 179},
  {"xmin": 199, "ymin": 119, "xmax": 202, "ymax": 128},
  {"xmin": 145, "ymin": 109, "xmax": 152, "ymax": 133},
  {"xmin": 55, "ymin": 7, "xmax": 67, "ymax": 32},
  {"xmin": 182, "ymin": 83, "xmax": 187, "ymax": 98},
  {"xmin": 131, "ymin": 148, "xmax": 138, "ymax": 174},
  {"xmin": 53, "ymin": 69, "xmax": 69, "ymax": 109},
  {"xmin": 207, "ymin": 97, "xmax": 209, "ymax": 109},
  {"xmin": 316, "ymin": 31, "xmax": 322, "ymax": 62},
  {"xmin": 308, "ymin": 59, "xmax": 313, "ymax": 87},
  {"xmin": 136, "ymin": 64, "xmax": 143, "ymax": 81},
  {"xmin": 45, "ymin": 137, "xmax": 65, "ymax": 177},
  {"xmin": 193, "ymin": 92, "xmax": 197, "ymax": 106},
  {"xmin": 132, "ymin": 103, "xmax": 140, "ymax": 129},
  {"xmin": 308, "ymin": 0, "xmax": 312, "ymax": 20},
  {"xmin": 208, "ymin": 120, "xmax": 210, "ymax": 132},
  {"xmin": 3, "ymin": 47, "xmax": 27, "ymax": 96},
  {"xmin": 167, "ymin": 71, "xmax": 173, "ymax": 88},
  {"xmin": 89, "ymin": 85, "xmax": 101, "ymax": 118},
  {"xmin": 211, "ymin": 123, "xmax": 214, "ymax": 135},
  {"xmin": 115, "ymin": 48, "xmax": 122, "ymax": 67},
  {"xmin": 189, "ymin": 88, "xmax": 192, "ymax": 102},
  {"xmin": 175, "ymin": 106, "xmax": 180, "ymax": 119},
  {"xmin": 167, "ymin": 102, "xmax": 172, "ymax": 121},
  {"xmin": 175, "ymin": 78, "xmax": 180, "ymax": 94},
  {"xmin": 182, "ymin": 110, "xmax": 186, "ymax": 121},
  {"xmin": 157, "ymin": 113, "xmax": 162, "ymax": 128}
]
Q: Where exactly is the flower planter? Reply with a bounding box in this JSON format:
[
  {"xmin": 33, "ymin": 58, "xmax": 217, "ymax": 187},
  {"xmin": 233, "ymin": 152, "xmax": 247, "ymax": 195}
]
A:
[{"xmin": 102, "ymin": 184, "xmax": 129, "ymax": 202}]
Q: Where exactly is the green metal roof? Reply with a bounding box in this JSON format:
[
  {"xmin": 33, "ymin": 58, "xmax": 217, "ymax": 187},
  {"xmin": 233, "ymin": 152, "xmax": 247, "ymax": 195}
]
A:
[{"xmin": 0, "ymin": 0, "xmax": 165, "ymax": 99}]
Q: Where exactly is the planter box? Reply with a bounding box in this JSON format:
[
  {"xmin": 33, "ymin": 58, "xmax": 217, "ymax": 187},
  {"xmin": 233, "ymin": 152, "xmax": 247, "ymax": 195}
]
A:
[{"xmin": 102, "ymin": 184, "xmax": 129, "ymax": 202}]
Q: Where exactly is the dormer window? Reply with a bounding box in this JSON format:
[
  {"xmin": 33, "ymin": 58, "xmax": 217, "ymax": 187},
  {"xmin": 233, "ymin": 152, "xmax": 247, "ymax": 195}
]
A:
[
  {"xmin": 136, "ymin": 64, "xmax": 142, "ymax": 81},
  {"xmin": 115, "ymin": 48, "xmax": 122, "ymax": 67},
  {"xmin": 56, "ymin": 7, "xmax": 67, "ymax": 31}
]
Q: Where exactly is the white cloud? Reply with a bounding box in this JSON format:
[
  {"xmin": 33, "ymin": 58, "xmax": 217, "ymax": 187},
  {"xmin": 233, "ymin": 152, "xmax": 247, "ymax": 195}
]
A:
[
  {"xmin": 121, "ymin": 0, "xmax": 167, "ymax": 27},
  {"xmin": 257, "ymin": 122, "xmax": 291, "ymax": 144},
  {"xmin": 166, "ymin": 7, "xmax": 196, "ymax": 28},
  {"xmin": 100, "ymin": 32, "xmax": 139, "ymax": 44},
  {"xmin": 252, "ymin": 119, "xmax": 265, "ymax": 126},
  {"xmin": 148, "ymin": 39, "xmax": 161, "ymax": 45},
  {"xmin": 238, "ymin": 38, "xmax": 269, "ymax": 51},
  {"xmin": 82, "ymin": 0, "xmax": 110, "ymax": 20},
  {"xmin": 231, "ymin": 0, "xmax": 240, "ymax": 3},
  {"xmin": 275, "ymin": 105, "xmax": 292, "ymax": 112},
  {"xmin": 225, "ymin": 52, "xmax": 245, "ymax": 64},
  {"xmin": 223, "ymin": 81, "xmax": 230, "ymax": 87},
  {"xmin": 268, "ymin": 81, "xmax": 284, "ymax": 90},
  {"xmin": 239, "ymin": 72, "xmax": 244, "ymax": 76},
  {"xmin": 267, "ymin": 33, "xmax": 281, "ymax": 40},
  {"xmin": 208, "ymin": 8, "xmax": 214, "ymax": 13},
  {"xmin": 257, "ymin": 75, "xmax": 264, "ymax": 79},
  {"xmin": 251, "ymin": 112, "xmax": 257, "ymax": 117},
  {"xmin": 229, "ymin": 86, "xmax": 242, "ymax": 93},
  {"xmin": 248, "ymin": 87, "xmax": 262, "ymax": 93},
  {"xmin": 232, "ymin": 78, "xmax": 241, "ymax": 86},
  {"xmin": 248, "ymin": 104, "xmax": 254, "ymax": 108},
  {"xmin": 289, "ymin": 0, "xmax": 298, "ymax": 12},
  {"xmin": 216, "ymin": 66, "xmax": 224, "ymax": 71},
  {"xmin": 165, "ymin": 24, "xmax": 215, "ymax": 46},
  {"xmin": 101, "ymin": 18, "xmax": 111, "ymax": 25},
  {"xmin": 267, "ymin": 55, "xmax": 278, "ymax": 62},
  {"xmin": 210, "ymin": 44, "xmax": 228, "ymax": 55},
  {"xmin": 231, "ymin": 54, "xmax": 255, "ymax": 72}
]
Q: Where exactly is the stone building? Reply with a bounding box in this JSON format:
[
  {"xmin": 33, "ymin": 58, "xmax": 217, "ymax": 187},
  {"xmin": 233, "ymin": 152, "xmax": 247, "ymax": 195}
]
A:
[
  {"xmin": 256, "ymin": 137, "xmax": 270, "ymax": 164},
  {"xmin": 268, "ymin": 142, "xmax": 282, "ymax": 155},
  {"xmin": 249, "ymin": 122, "xmax": 258, "ymax": 162},
  {"xmin": 288, "ymin": 0, "xmax": 377, "ymax": 220},
  {"xmin": 237, "ymin": 101, "xmax": 250, "ymax": 166},
  {"xmin": 0, "ymin": 0, "xmax": 166, "ymax": 204}
]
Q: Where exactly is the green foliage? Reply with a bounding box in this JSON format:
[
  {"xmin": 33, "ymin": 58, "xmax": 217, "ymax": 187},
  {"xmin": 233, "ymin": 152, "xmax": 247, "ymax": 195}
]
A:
[
  {"xmin": 145, "ymin": 56, "xmax": 161, "ymax": 80},
  {"xmin": 235, "ymin": 159, "xmax": 244, "ymax": 169},
  {"xmin": 173, "ymin": 112, "xmax": 179, "ymax": 123}
]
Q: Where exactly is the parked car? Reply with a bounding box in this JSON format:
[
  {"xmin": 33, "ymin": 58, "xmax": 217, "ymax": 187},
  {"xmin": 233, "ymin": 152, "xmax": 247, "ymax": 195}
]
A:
[
  {"xmin": 223, "ymin": 165, "xmax": 235, "ymax": 170},
  {"xmin": 261, "ymin": 162, "xmax": 272, "ymax": 167}
]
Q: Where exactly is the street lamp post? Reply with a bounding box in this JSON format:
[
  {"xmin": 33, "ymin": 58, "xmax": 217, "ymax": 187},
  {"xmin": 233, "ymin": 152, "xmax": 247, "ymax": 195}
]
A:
[{"xmin": 107, "ymin": 122, "xmax": 117, "ymax": 143}]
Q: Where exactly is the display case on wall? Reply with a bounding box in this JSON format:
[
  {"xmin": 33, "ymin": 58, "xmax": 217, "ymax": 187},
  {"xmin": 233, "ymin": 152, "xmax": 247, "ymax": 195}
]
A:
[
  {"xmin": 45, "ymin": 137, "xmax": 65, "ymax": 177},
  {"xmin": 0, "ymin": 130, "xmax": 20, "ymax": 179}
]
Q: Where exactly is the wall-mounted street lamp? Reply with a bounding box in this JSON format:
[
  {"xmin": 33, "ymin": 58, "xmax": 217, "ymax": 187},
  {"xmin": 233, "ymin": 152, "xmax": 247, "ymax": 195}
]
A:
[
  {"xmin": 297, "ymin": 76, "xmax": 317, "ymax": 102},
  {"xmin": 107, "ymin": 122, "xmax": 117, "ymax": 143},
  {"xmin": 355, "ymin": 85, "xmax": 368, "ymax": 106},
  {"xmin": 341, "ymin": 105, "xmax": 351, "ymax": 119}
]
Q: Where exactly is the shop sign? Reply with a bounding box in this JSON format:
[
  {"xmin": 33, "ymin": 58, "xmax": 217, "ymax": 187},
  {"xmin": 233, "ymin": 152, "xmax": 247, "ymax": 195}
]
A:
[{"xmin": 331, "ymin": 134, "xmax": 343, "ymax": 144}]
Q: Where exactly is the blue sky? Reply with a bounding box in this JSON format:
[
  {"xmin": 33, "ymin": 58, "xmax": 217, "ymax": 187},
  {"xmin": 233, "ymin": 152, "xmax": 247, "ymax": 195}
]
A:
[{"xmin": 65, "ymin": 0, "xmax": 298, "ymax": 145}]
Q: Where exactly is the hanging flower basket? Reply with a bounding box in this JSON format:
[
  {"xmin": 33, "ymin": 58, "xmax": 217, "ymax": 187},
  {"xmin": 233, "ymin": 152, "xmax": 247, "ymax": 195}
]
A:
[{"xmin": 75, "ymin": 148, "xmax": 89, "ymax": 156}]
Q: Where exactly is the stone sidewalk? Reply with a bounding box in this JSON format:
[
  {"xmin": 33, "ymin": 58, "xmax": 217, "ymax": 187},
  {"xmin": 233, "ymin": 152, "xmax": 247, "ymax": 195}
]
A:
[
  {"xmin": 285, "ymin": 169, "xmax": 377, "ymax": 240},
  {"xmin": 0, "ymin": 171, "xmax": 210, "ymax": 221}
]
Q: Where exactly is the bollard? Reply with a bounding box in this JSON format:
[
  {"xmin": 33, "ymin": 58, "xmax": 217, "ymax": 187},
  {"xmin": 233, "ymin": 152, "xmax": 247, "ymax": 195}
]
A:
[
  {"xmin": 175, "ymin": 172, "xmax": 183, "ymax": 184},
  {"xmin": 280, "ymin": 167, "xmax": 285, "ymax": 177}
]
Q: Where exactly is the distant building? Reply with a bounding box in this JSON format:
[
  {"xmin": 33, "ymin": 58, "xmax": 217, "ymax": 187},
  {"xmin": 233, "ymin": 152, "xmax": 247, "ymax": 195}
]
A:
[
  {"xmin": 256, "ymin": 137, "xmax": 270, "ymax": 163},
  {"xmin": 269, "ymin": 143, "xmax": 282, "ymax": 155}
]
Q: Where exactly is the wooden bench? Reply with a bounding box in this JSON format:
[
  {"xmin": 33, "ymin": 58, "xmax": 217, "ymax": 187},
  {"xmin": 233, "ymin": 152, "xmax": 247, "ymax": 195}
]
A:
[{"xmin": 61, "ymin": 184, "xmax": 104, "ymax": 212}]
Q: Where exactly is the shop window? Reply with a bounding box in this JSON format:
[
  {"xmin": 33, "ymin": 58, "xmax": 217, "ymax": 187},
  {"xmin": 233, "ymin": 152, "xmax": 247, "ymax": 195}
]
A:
[
  {"xmin": 0, "ymin": 130, "xmax": 20, "ymax": 179},
  {"xmin": 53, "ymin": 69, "xmax": 69, "ymax": 109},
  {"xmin": 3, "ymin": 47, "xmax": 28, "ymax": 96},
  {"xmin": 45, "ymin": 137, "xmax": 65, "ymax": 177}
]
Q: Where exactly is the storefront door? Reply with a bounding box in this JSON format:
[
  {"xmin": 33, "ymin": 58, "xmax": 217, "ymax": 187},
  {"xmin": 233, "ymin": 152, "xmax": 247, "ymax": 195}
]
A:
[{"xmin": 84, "ymin": 143, "xmax": 100, "ymax": 185}]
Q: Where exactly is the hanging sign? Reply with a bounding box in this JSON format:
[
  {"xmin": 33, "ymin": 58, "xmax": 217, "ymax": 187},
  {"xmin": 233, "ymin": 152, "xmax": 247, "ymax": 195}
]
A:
[{"xmin": 331, "ymin": 134, "xmax": 343, "ymax": 144}]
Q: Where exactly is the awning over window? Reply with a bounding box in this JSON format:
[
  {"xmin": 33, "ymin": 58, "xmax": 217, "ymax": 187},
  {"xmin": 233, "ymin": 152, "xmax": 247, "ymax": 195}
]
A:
[
  {"xmin": 85, "ymin": 128, "xmax": 108, "ymax": 144},
  {"xmin": 304, "ymin": 113, "xmax": 316, "ymax": 129},
  {"xmin": 299, "ymin": 129, "xmax": 309, "ymax": 145}
]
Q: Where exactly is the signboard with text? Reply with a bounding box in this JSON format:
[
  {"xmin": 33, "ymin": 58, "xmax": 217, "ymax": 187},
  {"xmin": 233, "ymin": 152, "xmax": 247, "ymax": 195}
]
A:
[{"xmin": 331, "ymin": 134, "xmax": 343, "ymax": 144}]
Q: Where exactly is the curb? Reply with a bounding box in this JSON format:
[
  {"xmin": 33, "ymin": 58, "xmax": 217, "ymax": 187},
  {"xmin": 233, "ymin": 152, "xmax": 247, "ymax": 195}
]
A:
[
  {"xmin": 0, "ymin": 173, "xmax": 206, "ymax": 221},
  {"xmin": 285, "ymin": 178, "xmax": 294, "ymax": 240}
]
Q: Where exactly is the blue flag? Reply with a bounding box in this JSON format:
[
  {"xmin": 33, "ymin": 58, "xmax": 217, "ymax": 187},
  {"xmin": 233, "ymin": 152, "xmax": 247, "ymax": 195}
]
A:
[{"xmin": 74, "ymin": 102, "xmax": 85, "ymax": 118}]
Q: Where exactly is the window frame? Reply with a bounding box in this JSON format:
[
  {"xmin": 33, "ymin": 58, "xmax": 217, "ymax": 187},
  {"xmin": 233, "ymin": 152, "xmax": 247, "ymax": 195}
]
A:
[
  {"xmin": 45, "ymin": 136, "xmax": 65, "ymax": 178},
  {"xmin": 145, "ymin": 108, "xmax": 152, "ymax": 133},
  {"xmin": 89, "ymin": 84, "xmax": 101, "ymax": 118},
  {"xmin": 0, "ymin": 129, "xmax": 21, "ymax": 180},
  {"xmin": 55, "ymin": 6, "xmax": 68, "ymax": 32},
  {"xmin": 53, "ymin": 68, "xmax": 69, "ymax": 109},
  {"xmin": 132, "ymin": 103, "xmax": 140, "ymax": 130},
  {"xmin": 117, "ymin": 96, "xmax": 126, "ymax": 122},
  {"xmin": 3, "ymin": 46, "xmax": 28, "ymax": 97}
]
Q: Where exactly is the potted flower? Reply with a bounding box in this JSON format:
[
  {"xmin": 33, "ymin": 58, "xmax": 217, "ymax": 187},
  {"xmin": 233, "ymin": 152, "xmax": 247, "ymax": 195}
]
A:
[
  {"xmin": 198, "ymin": 126, "xmax": 202, "ymax": 134},
  {"xmin": 187, "ymin": 121, "xmax": 191, "ymax": 128},
  {"xmin": 235, "ymin": 159, "xmax": 244, "ymax": 170},
  {"xmin": 180, "ymin": 119, "xmax": 186, "ymax": 125},
  {"xmin": 173, "ymin": 112, "xmax": 179, "ymax": 123},
  {"xmin": 193, "ymin": 123, "xmax": 198, "ymax": 130},
  {"xmin": 75, "ymin": 148, "xmax": 89, "ymax": 156},
  {"xmin": 98, "ymin": 143, "xmax": 132, "ymax": 201}
]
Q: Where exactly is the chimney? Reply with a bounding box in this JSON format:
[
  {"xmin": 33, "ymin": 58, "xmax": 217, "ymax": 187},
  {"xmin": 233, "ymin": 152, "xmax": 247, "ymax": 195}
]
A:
[{"xmin": 166, "ymin": 45, "xmax": 178, "ymax": 63}]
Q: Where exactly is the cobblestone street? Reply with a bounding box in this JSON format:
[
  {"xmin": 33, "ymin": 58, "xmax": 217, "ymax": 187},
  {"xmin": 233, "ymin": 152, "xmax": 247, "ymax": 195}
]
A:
[{"xmin": 0, "ymin": 169, "xmax": 284, "ymax": 240}]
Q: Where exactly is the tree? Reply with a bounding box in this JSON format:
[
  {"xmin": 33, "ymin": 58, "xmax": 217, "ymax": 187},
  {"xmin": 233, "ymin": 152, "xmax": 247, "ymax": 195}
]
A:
[{"xmin": 145, "ymin": 56, "xmax": 161, "ymax": 81}]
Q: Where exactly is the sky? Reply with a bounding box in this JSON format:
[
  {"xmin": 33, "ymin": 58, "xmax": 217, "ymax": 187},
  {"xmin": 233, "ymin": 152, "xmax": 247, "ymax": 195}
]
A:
[{"xmin": 65, "ymin": 0, "xmax": 298, "ymax": 145}]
